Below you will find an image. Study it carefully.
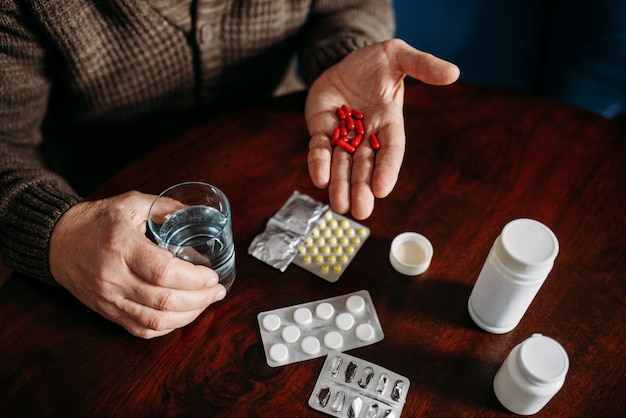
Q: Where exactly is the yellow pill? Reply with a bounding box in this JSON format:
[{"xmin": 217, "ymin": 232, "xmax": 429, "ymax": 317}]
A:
[
  {"xmin": 321, "ymin": 245, "xmax": 331, "ymax": 254},
  {"xmin": 329, "ymin": 219, "xmax": 338, "ymax": 229},
  {"xmin": 339, "ymin": 254, "xmax": 349, "ymax": 263},
  {"xmin": 340, "ymin": 219, "xmax": 350, "ymax": 228},
  {"xmin": 298, "ymin": 246, "xmax": 307, "ymax": 254},
  {"xmin": 322, "ymin": 228, "xmax": 332, "ymax": 237},
  {"xmin": 351, "ymin": 237, "xmax": 361, "ymax": 245},
  {"xmin": 327, "ymin": 236, "xmax": 337, "ymax": 245},
  {"xmin": 305, "ymin": 237, "xmax": 313, "ymax": 245},
  {"xmin": 309, "ymin": 246, "xmax": 318, "ymax": 254},
  {"xmin": 333, "ymin": 264, "xmax": 343, "ymax": 272},
  {"xmin": 346, "ymin": 228, "xmax": 355, "ymax": 237},
  {"xmin": 311, "ymin": 228, "xmax": 320, "ymax": 237},
  {"xmin": 327, "ymin": 255, "xmax": 336, "ymax": 263},
  {"xmin": 333, "ymin": 246, "xmax": 343, "ymax": 254},
  {"xmin": 339, "ymin": 236, "xmax": 349, "ymax": 245},
  {"xmin": 358, "ymin": 228, "xmax": 367, "ymax": 236},
  {"xmin": 321, "ymin": 264, "xmax": 330, "ymax": 273},
  {"xmin": 334, "ymin": 228, "xmax": 344, "ymax": 237},
  {"xmin": 324, "ymin": 211, "xmax": 333, "ymax": 220},
  {"xmin": 315, "ymin": 255, "xmax": 324, "ymax": 263},
  {"xmin": 318, "ymin": 220, "xmax": 326, "ymax": 229},
  {"xmin": 315, "ymin": 236, "xmax": 325, "ymax": 245},
  {"xmin": 345, "ymin": 245, "xmax": 355, "ymax": 254},
  {"xmin": 303, "ymin": 255, "xmax": 312, "ymax": 263}
]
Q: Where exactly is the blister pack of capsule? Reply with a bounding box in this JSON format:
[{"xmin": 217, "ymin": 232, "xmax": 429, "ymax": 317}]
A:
[
  {"xmin": 292, "ymin": 210, "xmax": 370, "ymax": 282},
  {"xmin": 309, "ymin": 351, "xmax": 410, "ymax": 418},
  {"xmin": 257, "ymin": 290, "xmax": 384, "ymax": 367}
]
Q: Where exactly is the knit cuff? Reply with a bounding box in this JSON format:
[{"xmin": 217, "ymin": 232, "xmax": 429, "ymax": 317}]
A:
[{"xmin": 1, "ymin": 180, "xmax": 82, "ymax": 285}]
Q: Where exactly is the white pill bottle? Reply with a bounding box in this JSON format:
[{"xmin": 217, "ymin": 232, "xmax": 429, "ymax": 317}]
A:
[
  {"xmin": 494, "ymin": 334, "xmax": 569, "ymax": 415},
  {"xmin": 468, "ymin": 218, "xmax": 559, "ymax": 333}
]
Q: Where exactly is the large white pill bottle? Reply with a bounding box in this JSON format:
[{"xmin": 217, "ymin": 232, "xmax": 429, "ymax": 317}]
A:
[{"xmin": 468, "ymin": 218, "xmax": 559, "ymax": 334}]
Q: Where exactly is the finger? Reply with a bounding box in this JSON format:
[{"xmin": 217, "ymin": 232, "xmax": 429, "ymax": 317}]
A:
[
  {"xmin": 392, "ymin": 39, "xmax": 460, "ymax": 85},
  {"xmin": 328, "ymin": 146, "xmax": 353, "ymax": 214},
  {"xmin": 349, "ymin": 144, "xmax": 377, "ymax": 220},
  {"xmin": 308, "ymin": 132, "xmax": 333, "ymax": 188},
  {"xmin": 114, "ymin": 302, "xmax": 207, "ymax": 339},
  {"xmin": 129, "ymin": 238, "xmax": 219, "ymax": 290},
  {"xmin": 127, "ymin": 279, "xmax": 227, "ymax": 313},
  {"xmin": 371, "ymin": 118, "xmax": 406, "ymax": 199}
]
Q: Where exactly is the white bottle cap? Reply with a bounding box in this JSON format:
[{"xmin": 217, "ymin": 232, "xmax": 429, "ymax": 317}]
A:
[
  {"xmin": 517, "ymin": 334, "xmax": 569, "ymax": 385},
  {"xmin": 389, "ymin": 232, "xmax": 433, "ymax": 276},
  {"xmin": 496, "ymin": 219, "xmax": 559, "ymax": 277}
]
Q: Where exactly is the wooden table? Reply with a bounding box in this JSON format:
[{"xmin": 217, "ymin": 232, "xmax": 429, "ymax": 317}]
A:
[{"xmin": 1, "ymin": 82, "xmax": 625, "ymax": 417}]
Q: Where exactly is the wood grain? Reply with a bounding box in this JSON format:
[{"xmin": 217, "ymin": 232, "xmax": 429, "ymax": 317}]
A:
[{"xmin": 1, "ymin": 81, "xmax": 624, "ymax": 417}]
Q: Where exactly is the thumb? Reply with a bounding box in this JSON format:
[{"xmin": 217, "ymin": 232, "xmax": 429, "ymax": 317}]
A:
[{"xmin": 392, "ymin": 39, "xmax": 460, "ymax": 85}]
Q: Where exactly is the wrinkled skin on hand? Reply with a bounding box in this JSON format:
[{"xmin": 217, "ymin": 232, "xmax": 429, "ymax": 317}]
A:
[
  {"xmin": 306, "ymin": 39, "xmax": 460, "ymax": 220},
  {"xmin": 49, "ymin": 191, "xmax": 226, "ymax": 339}
]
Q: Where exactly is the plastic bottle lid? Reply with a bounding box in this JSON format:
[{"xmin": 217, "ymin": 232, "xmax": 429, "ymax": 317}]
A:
[
  {"xmin": 497, "ymin": 219, "xmax": 559, "ymax": 276},
  {"xmin": 517, "ymin": 334, "xmax": 569, "ymax": 385},
  {"xmin": 389, "ymin": 232, "xmax": 433, "ymax": 276}
]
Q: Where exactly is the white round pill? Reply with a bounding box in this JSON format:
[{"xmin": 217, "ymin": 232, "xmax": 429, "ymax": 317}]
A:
[
  {"xmin": 315, "ymin": 302, "xmax": 335, "ymax": 320},
  {"xmin": 268, "ymin": 343, "xmax": 289, "ymax": 363},
  {"xmin": 301, "ymin": 336, "xmax": 321, "ymax": 355},
  {"xmin": 281, "ymin": 325, "xmax": 301, "ymax": 343},
  {"xmin": 324, "ymin": 331, "xmax": 344, "ymax": 349},
  {"xmin": 261, "ymin": 314, "xmax": 281, "ymax": 332},
  {"xmin": 335, "ymin": 312, "xmax": 355, "ymax": 331},
  {"xmin": 355, "ymin": 323, "xmax": 376, "ymax": 341},
  {"xmin": 293, "ymin": 307, "xmax": 312, "ymax": 325},
  {"xmin": 346, "ymin": 295, "xmax": 365, "ymax": 313}
]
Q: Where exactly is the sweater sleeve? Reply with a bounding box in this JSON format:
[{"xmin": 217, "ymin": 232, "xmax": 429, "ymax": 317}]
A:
[
  {"xmin": 0, "ymin": 3, "xmax": 82, "ymax": 285},
  {"xmin": 299, "ymin": 0, "xmax": 395, "ymax": 84}
]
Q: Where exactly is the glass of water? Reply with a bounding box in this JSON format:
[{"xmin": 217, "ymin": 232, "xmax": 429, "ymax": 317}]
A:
[{"xmin": 148, "ymin": 182, "xmax": 236, "ymax": 291}]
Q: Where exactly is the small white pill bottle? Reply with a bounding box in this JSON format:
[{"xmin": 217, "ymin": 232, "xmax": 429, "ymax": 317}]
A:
[
  {"xmin": 494, "ymin": 334, "xmax": 569, "ymax": 415},
  {"xmin": 468, "ymin": 218, "xmax": 559, "ymax": 333}
]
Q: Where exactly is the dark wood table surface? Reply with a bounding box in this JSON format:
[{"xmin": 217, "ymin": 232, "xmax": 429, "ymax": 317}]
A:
[{"xmin": 1, "ymin": 81, "xmax": 625, "ymax": 417}]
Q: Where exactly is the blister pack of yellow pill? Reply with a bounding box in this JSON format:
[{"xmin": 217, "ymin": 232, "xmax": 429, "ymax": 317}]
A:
[{"xmin": 292, "ymin": 210, "xmax": 370, "ymax": 282}]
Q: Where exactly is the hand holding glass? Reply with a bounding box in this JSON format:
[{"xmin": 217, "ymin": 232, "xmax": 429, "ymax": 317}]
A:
[{"xmin": 148, "ymin": 182, "xmax": 236, "ymax": 291}]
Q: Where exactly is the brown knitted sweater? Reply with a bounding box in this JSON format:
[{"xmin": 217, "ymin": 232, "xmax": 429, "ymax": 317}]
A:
[{"xmin": 0, "ymin": 0, "xmax": 393, "ymax": 284}]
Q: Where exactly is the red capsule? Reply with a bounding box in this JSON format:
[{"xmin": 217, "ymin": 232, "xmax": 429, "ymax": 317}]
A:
[
  {"xmin": 331, "ymin": 127, "xmax": 341, "ymax": 145},
  {"xmin": 351, "ymin": 109, "xmax": 364, "ymax": 120},
  {"xmin": 355, "ymin": 119, "xmax": 364, "ymax": 135},
  {"xmin": 341, "ymin": 104, "xmax": 351, "ymax": 117},
  {"xmin": 337, "ymin": 139, "xmax": 356, "ymax": 153},
  {"xmin": 346, "ymin": 115, "xmax": 355, "ymax": 131},
  {"xmin": 351, "ymin": 134, "xmax": 363, "ymax": 148},
  {"xmin": 335, "ymin": 107, "xmax": 346, "ymax": 120},
  {"xmin": 369, "ymin": 133, "xmax": 381, "ymax": 150},
  {"xmin": 339, "ymin": 119, "xmax": 348, "ymax": 137}
]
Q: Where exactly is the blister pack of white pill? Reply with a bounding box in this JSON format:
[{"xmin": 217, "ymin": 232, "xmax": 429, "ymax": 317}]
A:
[
  {"xmin": 292, "ymin": 210, "xmax": 370, "ymax": 282},
  {"xmin": 257, "ymin": 290, "xmax": 384, "ymax": 367},
  {"xmin": 309, "ymin": 350, "xmax": 410, "ymax": 418}
]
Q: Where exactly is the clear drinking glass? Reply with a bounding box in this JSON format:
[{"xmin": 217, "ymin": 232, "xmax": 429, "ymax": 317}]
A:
[{"xmin": 148, "ymin": 182, "xmax": 236, "ymax": 291}]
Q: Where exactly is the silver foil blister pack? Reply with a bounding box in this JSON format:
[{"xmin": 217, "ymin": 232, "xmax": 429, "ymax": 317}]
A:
[
  {"xmin": 257, "ymin": 290, "xmax": 384, "ymax": 367},
  {"xmin": 309, "ymin": 351, "xmax": 410, "ymax": 418},
  {"xmin": 248, "ymin": 191, "xmax": 328, "ymax": 272}
]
